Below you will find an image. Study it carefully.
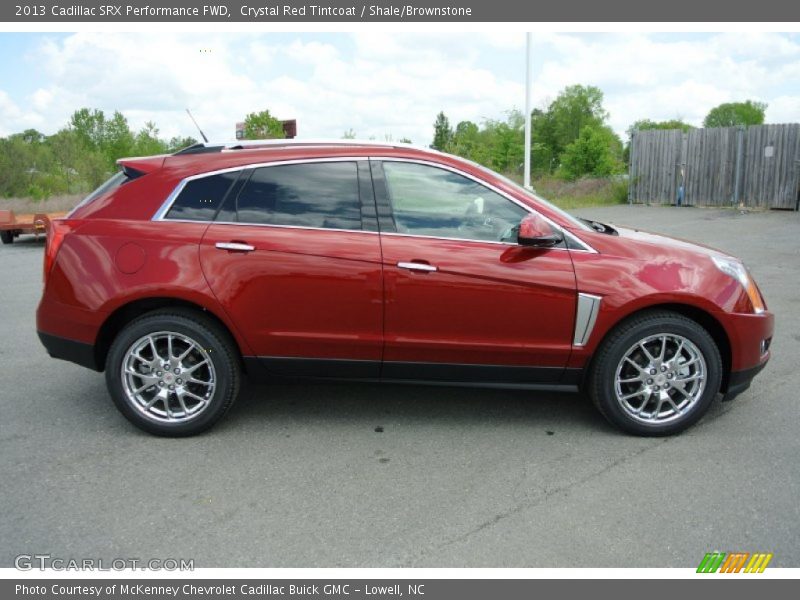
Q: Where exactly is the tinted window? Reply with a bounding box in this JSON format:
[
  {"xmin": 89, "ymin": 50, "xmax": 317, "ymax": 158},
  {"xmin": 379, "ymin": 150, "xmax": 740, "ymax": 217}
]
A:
[
  {"xmin": 382, "ymin": 162, "xmax": 527, "ymax": 243},
  {"xmin": 166, "ymin": 172, "xmax": 238, "ymax": 221},
  {"xmin": 237, "ymin": 162, "xmax": 361, "ymax": 230}
]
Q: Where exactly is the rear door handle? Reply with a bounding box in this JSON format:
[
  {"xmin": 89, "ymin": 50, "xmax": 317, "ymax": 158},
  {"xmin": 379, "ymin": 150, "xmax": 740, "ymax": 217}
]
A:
[
  {"xmin": 397, "ymin": 261, "xmax": 437, "ymax": 273},
  {"xmin": 215, "ymin": 242, "xmax": 255, "ymax": 252}
]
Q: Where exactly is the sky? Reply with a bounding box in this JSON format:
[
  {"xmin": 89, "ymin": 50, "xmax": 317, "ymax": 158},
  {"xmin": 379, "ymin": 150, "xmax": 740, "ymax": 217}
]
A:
[{"xmin": 0, "ymin": 31, "xmax": 798, "ymax": 145}]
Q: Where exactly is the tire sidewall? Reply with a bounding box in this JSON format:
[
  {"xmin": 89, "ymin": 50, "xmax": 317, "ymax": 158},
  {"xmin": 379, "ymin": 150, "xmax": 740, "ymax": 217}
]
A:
[
  {"xmin": 593, "ymin": 315, "xmax": 722, "ymax": 436},
  {"xmin": 105, "ymin": 314, "xmax": 237, "ymax": 436}
]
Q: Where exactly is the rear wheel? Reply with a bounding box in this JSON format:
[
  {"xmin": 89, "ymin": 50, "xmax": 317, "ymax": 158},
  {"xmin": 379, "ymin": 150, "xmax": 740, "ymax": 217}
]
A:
[
  {"xmin": 587, "ymin": 311, "xmax": 722, "ymax": 436},
  {"xmin": 0, "ymin": 230, "xmax": 13, "ymax": 244},
  {"xmin": 105, "ymin": 310, "xmax": 240, "ymax": 436}
]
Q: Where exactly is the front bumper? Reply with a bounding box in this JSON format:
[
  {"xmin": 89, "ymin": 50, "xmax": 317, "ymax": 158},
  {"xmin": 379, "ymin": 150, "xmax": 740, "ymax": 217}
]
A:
[
  {"xmin": 722, "ymin": 310, "xmax": 774, "ymax": 371},
  {"xmin": 719, "ymin": 310, "xmax": 773, "ymax": 401},
  {"xmin": 722, "ymin": 361, "xmax": 768, "ymax": 402}
]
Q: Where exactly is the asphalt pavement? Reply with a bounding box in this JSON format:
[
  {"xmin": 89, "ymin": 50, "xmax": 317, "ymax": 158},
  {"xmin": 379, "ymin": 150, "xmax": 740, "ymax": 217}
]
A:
[{"xmin": 1, "ymin": 204, "xmax": 798, "ymax": 567}]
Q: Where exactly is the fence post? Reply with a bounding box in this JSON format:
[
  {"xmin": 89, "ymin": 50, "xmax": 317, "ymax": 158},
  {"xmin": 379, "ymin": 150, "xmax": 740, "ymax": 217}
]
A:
[
  {"xmin": 679, "ymin": 132, "xmax": 688, "ymax": 206},
  {"xmin": 628, "ymin": 130, "xmax": 634, "ymax": 205},
  {"xmin": 733, "ymin": 126, "xmax": 745, "ymax": 206}
]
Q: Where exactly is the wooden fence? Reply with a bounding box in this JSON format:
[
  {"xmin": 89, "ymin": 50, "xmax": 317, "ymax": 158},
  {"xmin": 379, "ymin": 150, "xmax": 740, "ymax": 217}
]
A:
[{"xmin": 629, "ymin": 123, "xmax": 800, "ymax": 209}]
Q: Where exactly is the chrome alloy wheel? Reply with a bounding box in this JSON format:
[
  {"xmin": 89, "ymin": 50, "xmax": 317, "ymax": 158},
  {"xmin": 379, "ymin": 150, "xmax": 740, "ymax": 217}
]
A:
[
  {"xmin": 614, "ymin": 333, "xmax": 707, "ymax": 424},
  {"xmin": 121, "ymin": 331, "xmax": 216, "ymax": 423}
]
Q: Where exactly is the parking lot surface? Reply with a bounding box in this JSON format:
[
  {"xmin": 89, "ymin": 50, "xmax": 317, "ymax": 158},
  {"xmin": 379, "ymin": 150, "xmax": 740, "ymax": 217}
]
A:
[{"xmin": 1, "ymin": 204, "xmax": 798, "ymax": 567}]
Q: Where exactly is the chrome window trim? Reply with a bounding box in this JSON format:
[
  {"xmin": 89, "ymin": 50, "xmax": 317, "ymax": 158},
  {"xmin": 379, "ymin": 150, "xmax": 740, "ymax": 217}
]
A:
[
  {"xmin": 151, "ymin": 155, "xmax": 597, "ymax": 254},
  {"xmin": 151, "ymin": 156, "xmax": 371, "ymax": 223},
  {"xmin": 573, "ymin": 293, "xmax": 602, "ymax": 347}
]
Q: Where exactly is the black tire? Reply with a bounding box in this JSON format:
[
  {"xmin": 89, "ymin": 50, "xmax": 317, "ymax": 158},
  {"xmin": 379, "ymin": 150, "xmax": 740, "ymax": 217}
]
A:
[
  {"xmin": 0, "ymin": 230, "xmax": 13, "ymax": 245},
  {"xmin": 587, "ymin": 310, "xmax": 722, "ymax": 436},
  {"xmin": 105, "ymin": 309, "xmax": 240, "ymax": 436}
]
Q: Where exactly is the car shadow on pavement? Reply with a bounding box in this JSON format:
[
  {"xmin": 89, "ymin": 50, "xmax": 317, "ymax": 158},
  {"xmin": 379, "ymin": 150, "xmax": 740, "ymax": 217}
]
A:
[{"xmin": 220, "ymin": 379, "xmax": 614, "ymax": 435}]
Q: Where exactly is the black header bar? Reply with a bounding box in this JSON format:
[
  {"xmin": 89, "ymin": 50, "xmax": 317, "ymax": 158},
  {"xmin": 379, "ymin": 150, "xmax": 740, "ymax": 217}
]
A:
[{"xmin": 3, "ymin": 0, "xmax": 799, "ymax": 22}]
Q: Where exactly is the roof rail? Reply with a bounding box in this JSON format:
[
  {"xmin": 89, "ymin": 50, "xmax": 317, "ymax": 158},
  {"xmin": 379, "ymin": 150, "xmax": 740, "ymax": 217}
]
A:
[{"xmin": 173, "ymin": 138, "xmax": 438, "ymax": 156}]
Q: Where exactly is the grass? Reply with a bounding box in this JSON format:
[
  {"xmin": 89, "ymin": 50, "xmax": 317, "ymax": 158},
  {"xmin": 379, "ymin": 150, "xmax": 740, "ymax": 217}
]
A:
[
  {"xmin": 524, "ymin": 175, "xmax": 630, "ymax": 210},
  {"xmin": 0, "ymin": 194, "xmax": 83, "ymax": 215}
]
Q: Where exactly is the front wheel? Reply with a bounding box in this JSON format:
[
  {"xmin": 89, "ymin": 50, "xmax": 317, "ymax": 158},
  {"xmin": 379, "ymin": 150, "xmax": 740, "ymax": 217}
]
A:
[
  {"xmin": 0, "ymin": 230, "xmax": 13, "ymax": 244},
  {"xmin": 105, "ymin": 310, "xmax": 240, "ymax": 436},
  {"xmin": 587, "ymin": 311, "xmax": 722, "ymax": 436}
]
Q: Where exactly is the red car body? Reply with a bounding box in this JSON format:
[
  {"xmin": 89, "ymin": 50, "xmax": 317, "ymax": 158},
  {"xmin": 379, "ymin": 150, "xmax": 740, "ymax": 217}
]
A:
[{"xmin": 36, "ymin": 141, "xmax": 773, "ymax": 433}]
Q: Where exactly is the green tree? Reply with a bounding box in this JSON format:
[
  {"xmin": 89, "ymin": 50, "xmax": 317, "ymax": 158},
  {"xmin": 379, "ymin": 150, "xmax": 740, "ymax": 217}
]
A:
[
  {"xmin": 0, "ymin": 109, "xmax": 202, "ymax": 200},
  {"xmin": 431, "ymin": 111, "xmax": 453, "ymax": 151},
  {"xmin": 49, "ymin": 129, "xmax": 85, "ymax": 193},
  {"xmin": 103, "ymin": 111, "xmax": 135, "ymax": 162},
  {"xmin": 166, "ymin": 136, "xmax": 198, "ymax": 152},
  {"xmin": 70, "ymin": 108, "xmax": 107, "ymax": 148},
  {"xmin": 66, "ymin": 108, "xmax": 136, "ymax": 174},
  {"xmin": 480, "ymin": 109, "xmax": 525, "ymax": 173},
  {"xmin": 242, "ymin": 110, "xmax": 285, "ymax": 140},
  {"xmin": 539, "ymin": 85, "xmax": 608, "ymax": 158},
  {"xmin": 133, "ymin": 121, "xmax": 168, "ymax": 157},
  {"xmin": 560, "ymin": 125, "xmax": 624, "ymax": 180},
  {"xmin": 627, "ymin": 119, "xmax": 693, "ymax": 137},
  {"xmin": 449, "ymin": 120, "xmax": 482, "ymax": 161},
  {"xmin": 703, "ymin": 101, "xmax": 767, "ymax": 128},
  {"xmin": 342, "ymin": 129, "xmax": 357, "ymax": 139}
]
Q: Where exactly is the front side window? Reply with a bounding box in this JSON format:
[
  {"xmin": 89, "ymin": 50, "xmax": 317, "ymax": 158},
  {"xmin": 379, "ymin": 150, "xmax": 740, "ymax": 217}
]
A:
[
  {"xmin": 382, "ymin": 161, "xmax": 527, "ymax": 243},
  {"xmin": 165, "ymin": 171, "xmax": 238, "ymax": 221},
  {"xmin": 236, "ymin": 162, "xmax": 362, "ymax": 230}
]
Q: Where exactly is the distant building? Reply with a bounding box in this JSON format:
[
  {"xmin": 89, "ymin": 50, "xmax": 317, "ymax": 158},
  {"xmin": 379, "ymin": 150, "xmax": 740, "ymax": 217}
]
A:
[{"xmin": 235, "ymin": 118, "xmax": 297, "ymax": 140}]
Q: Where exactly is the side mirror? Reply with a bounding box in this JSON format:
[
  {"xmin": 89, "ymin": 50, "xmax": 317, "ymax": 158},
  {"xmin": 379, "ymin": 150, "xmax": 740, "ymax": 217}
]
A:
[{"xmin": 518, "ymin": 213, "xmax": 563, "ymax": 248}]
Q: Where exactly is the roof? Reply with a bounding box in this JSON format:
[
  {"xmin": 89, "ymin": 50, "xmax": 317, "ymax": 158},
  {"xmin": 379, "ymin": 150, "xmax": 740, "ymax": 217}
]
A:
[{"xmin": 158, "ymin": 138, "xmax": 457, "ymax": 179}]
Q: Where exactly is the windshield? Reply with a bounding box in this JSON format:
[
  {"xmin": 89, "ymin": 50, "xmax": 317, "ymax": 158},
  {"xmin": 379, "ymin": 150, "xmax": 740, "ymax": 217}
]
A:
[{"xmin": 464, "ymin": 159, "xmax": 592, "ymax": 232}]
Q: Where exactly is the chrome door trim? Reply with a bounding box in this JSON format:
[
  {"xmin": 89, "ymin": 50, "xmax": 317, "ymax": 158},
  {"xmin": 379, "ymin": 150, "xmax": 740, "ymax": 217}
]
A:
[
  {"xmin": 573, "ymin": 293, "xmax": 602, "ymax": 346},
  {"xmin": 397, "ymin": 262, "xmax": 437, "ymax": 272},
  {"xmin": 215, "ymin": 242, "xmax": 255, "ymax": 252}
]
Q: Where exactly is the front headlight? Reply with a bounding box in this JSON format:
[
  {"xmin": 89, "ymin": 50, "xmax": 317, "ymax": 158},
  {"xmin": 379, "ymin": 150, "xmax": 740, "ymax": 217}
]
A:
[{"xmin": 712, "ymin": 256, "xmax": 765, "ymax": 314}]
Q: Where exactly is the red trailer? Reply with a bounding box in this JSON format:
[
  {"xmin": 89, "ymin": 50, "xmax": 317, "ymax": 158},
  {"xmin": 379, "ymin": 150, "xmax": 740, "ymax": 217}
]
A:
[{"xmin": 0, "ymin": 210, "xmax": 65, "ymax": 245}]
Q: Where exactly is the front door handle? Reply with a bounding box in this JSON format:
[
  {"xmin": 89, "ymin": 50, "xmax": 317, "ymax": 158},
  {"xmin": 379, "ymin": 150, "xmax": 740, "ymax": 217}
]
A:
[
  {"xmin": 397, "ymin": 261, "xmax": 437, "ymax": 273},
  {"xmin": 215, "ymin": 242, "xmax": 255, "ymax": 252}
]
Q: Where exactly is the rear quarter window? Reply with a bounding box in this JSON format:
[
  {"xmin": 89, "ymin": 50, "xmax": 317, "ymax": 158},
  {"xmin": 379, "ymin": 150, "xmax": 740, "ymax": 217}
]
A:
[{"xmin": 165, "ymin": 171, "xmax": 238, "ymax": 221}]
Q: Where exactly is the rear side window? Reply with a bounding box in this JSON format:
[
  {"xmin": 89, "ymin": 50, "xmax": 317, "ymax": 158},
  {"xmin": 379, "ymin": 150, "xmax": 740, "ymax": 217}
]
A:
[
  {"xmin": 236, "ymin": 162, "xmax": 362, "ymax": 230},
  {"xmin": 165, "ymin": 172, "xmax": 238, "ymax": 221}
]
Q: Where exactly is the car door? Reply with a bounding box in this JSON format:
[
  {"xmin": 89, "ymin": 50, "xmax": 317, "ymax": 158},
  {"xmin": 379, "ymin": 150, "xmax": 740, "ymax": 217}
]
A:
[
  {"xmin": 199, "ymin": 159, "xmax": 384, "ymax": 378},
  {"xmin": 372, "ymin": 159, "xmax": 577, "ymax": 384}
]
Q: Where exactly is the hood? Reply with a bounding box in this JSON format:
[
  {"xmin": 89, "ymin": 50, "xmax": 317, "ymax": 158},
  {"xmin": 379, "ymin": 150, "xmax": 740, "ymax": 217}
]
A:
[{"xmin": 611, "ymin": 225, "xmax": 731, "ymax": 259}]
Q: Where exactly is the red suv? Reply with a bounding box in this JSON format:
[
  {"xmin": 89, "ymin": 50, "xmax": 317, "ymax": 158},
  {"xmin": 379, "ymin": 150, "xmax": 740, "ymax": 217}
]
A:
[{"xmin": 36, "ymin": 140, "xmax": 773, "ymax": 436}]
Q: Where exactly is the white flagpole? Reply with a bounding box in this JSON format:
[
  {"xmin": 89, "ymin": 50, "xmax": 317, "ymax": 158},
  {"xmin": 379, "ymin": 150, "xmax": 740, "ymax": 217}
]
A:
[{"xmin": 523, "ymin": 32, "xmax": 532, "ymax": 190}]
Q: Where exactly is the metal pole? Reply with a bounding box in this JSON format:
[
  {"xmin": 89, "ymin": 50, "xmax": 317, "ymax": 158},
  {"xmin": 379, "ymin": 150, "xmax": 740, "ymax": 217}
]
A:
[{"xmin": 523, "ymin": 32, "xmax": 532, "ymax": 190}]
